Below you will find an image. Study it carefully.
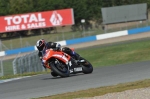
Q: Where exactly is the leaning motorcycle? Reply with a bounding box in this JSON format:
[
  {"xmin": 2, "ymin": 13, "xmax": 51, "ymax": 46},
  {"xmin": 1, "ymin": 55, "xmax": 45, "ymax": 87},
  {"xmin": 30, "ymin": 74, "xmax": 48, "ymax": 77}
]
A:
[{"xmin": 42, "ymin": 48, "xmax": 93, "ymax": 77}]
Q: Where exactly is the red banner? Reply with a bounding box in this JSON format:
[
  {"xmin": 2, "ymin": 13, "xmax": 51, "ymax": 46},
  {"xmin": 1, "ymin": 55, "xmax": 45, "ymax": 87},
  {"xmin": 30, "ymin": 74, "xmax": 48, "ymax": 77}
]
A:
[{"xmin": 0, "ymin": 8, "xmax": 74, "ymax": 33}]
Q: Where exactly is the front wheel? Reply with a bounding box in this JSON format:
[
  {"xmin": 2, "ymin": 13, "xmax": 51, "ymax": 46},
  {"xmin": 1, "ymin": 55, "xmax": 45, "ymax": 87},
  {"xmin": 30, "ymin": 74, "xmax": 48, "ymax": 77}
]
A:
[
  {"xmin": 80, "ymin": 57, "xmax": 93, "ymax": 74},
  {"xmin": 51, "ymin": 72, "xmax": 58, "ymax": 77},
  {"xmin": 50, "ymin": 61, "xmax": 70, "ymax": 77}
]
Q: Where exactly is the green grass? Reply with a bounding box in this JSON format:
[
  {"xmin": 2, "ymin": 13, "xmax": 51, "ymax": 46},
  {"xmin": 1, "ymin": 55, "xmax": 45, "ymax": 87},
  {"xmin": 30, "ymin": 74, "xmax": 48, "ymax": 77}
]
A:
[
  {"xmin": 0, "ymin": 71, "xmax": 49, "ymax": 80},
  {"xmin": 76, "ymin": 39, "xmax": 150, "ymax": 67},
  {"xmin": 3, "ymin": 59, "xmax": 14, "ymax": 75}
]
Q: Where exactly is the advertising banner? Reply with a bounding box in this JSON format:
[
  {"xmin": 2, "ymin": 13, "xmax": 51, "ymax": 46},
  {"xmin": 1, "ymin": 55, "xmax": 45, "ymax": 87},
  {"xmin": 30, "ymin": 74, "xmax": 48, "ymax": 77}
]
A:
[{"xmin": 0, "ymin": 8, "xmax": 74, "ymax": 33}]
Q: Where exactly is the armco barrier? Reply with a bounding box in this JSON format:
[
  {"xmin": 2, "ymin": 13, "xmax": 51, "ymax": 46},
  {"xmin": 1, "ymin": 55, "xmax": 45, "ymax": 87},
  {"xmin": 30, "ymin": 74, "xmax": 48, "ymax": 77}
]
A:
[
  {"xmin": 0, "ymin": 51, "xmax": 5, "ymax": 56},
  {"xmin": 5, "ymin": 46, "xmax": 35, "ymax": 55},
  {"xmin": 0, "ymin": 26, "xmax": 150, "ymax": 56},
  {"xmin": 128, "ymin": 26, "xmax": 150, "ymax": 35},
  {"xmin": 96, "ymin": 30, "xmax": 128, "ymax": 40},
  {"xmin": 66, "ymin": 36, "xmax": 97, "ymax": 45}
]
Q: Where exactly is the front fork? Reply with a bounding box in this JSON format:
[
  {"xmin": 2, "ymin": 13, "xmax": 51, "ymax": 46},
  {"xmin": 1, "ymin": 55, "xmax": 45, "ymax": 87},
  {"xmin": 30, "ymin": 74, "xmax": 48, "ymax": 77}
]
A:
[{"xmin": 68, "ymin": 58, "xmax": 82, "ymax": 73}]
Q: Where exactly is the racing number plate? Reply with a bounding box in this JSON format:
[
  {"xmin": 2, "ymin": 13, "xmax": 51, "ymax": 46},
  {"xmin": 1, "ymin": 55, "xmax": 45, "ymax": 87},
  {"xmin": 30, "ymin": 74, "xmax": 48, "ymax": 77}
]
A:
[{"xmin": 74, "ymin": 67, "xmax": 82, "ymax": 72}]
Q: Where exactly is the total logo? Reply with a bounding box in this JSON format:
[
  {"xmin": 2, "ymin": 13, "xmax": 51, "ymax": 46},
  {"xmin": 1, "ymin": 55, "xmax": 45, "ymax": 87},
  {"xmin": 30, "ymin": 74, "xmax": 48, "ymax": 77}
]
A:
[{"xmin": 50, "ymin": 11, "xmax": 63, "ymax": 26}]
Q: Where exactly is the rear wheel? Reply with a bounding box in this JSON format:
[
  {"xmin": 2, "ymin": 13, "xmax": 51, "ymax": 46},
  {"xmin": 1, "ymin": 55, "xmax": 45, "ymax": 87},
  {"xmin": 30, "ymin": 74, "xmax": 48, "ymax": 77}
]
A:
[
  {"xmin": 80, "ymin": 57, "xmax": 93, "ymax": 74},
  {"xmin": 50, "ymin": 60, "xmax": 70, "ymax": 77}
]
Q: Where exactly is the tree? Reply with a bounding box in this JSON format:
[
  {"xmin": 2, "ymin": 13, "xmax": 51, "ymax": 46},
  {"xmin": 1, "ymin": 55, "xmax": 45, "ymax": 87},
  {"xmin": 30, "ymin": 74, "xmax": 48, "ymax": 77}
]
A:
[
  {"xmin": 8, "ymin": 0, "xmax": 34, "ymax": 14},
  {"xmin": 0, "ymin": 0, "xmax": 9, "ymax": 15}
]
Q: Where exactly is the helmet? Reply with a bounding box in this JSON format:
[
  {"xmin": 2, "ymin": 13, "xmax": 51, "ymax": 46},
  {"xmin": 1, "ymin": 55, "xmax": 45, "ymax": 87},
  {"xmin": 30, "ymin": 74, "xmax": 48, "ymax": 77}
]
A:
[{"xmin": 36, "ymin": 39, "xmax": 46, "ymax": 51}]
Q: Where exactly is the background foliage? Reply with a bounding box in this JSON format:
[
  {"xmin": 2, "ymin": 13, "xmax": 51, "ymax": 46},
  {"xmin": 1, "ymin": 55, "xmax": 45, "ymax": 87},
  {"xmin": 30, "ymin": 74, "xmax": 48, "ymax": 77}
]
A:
[{"xmin": 0, "ymin": 0, "xmax": 149, "ymax": 38}]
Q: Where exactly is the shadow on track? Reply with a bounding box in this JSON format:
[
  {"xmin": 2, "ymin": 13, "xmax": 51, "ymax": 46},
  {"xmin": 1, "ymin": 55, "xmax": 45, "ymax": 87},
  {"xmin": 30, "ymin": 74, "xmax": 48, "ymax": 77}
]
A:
[{"xmin": 42, "ymin": 73, "xmax": 86, "ymax": 80}]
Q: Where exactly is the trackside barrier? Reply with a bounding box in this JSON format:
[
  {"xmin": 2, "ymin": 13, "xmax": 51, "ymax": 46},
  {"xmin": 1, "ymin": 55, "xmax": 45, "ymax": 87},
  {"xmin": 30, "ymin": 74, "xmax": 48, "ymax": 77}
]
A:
[
  {"xmin": 0, "ymin": 26, "xmax": 150, "ymax": 57},
  {"xmin": 12, "ymin": 51, "xmax": 44, "ymax": 75},
  {"xmin": 66, "ymin": 36, "xmax": 97, "ymax": 45},
  {"xmin": 5, "ymin": 46, "xmax": 35, "ymax": 55},
  {"xmin": 128, "ymin": 26, "xmax": 150, "ymax": 35}
]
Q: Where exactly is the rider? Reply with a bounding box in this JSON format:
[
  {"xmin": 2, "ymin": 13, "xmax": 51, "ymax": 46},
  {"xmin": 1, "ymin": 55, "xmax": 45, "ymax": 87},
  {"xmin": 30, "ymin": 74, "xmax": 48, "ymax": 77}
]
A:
[{"xmin": 36, "ymin": 39, "xmax": 82, "ymax": 69}]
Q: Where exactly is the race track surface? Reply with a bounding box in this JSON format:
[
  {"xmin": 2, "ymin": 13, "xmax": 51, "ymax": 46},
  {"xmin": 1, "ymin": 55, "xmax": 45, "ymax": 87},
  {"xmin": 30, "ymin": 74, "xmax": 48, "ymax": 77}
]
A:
[{"xmin": 0, "ymin": 61, "xmax": 150, "ymax": 99}]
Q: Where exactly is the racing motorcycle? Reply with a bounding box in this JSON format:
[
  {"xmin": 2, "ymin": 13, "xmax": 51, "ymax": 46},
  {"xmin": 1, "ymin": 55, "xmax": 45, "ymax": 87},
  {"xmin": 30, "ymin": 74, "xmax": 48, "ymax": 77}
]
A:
[{"xmin": 42, "ymin": 48, "xmax": 93, "ymax": 77}]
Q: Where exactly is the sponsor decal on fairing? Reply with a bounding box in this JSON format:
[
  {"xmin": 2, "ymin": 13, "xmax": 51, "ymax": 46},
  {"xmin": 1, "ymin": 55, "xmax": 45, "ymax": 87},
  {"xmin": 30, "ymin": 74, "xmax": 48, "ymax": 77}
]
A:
[{"xmin": 53, "ymin": 54, "xmax": 68, "ymax": 62}]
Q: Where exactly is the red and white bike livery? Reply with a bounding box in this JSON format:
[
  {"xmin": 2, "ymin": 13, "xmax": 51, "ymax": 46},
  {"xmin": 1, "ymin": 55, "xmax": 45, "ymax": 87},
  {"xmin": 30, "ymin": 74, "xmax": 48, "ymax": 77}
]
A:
[{"xmin": 42, "ymin": 48, "xmax": 93, "ymax": 77}]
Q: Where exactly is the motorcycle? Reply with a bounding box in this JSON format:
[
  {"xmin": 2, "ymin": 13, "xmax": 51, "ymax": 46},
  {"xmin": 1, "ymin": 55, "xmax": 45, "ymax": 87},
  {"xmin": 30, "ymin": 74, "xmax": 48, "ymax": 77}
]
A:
[{"xmin": 42, "ymin": 48, "xmax": 93, "ymax": 77}]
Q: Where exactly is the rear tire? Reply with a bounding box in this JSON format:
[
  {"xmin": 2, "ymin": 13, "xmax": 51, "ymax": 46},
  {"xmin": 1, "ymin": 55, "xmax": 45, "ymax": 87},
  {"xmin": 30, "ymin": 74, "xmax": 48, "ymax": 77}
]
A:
[
  {"xmin": 80, "ymin": 57, "xmax": 93, "ymax": 74},
  {"xmin": 50, "ymin": 62, "xmax": 70, "ymax": 77}
]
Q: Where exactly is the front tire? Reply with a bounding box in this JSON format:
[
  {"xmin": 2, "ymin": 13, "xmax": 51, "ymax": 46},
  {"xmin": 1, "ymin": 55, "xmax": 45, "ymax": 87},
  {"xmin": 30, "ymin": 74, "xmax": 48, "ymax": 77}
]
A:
[
  {"xmin": 50, "ymin": 61, "xmax": 70, "ymax": 77},
  {"xmin": 51, "ymin": 72, "xmax": 58, "ymax": 77}
]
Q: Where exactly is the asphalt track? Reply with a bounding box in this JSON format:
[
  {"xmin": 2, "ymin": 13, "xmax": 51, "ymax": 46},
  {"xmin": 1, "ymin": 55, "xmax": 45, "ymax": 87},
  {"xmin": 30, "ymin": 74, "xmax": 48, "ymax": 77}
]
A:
[{"xmin": 0, "ymin": 61, "xmax": 150, "ymax": 99}]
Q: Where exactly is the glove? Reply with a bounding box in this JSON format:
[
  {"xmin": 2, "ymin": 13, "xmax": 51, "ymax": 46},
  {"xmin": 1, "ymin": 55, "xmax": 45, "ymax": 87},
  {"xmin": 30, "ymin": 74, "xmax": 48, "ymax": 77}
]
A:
[{"xmin": 56, "ymin": 43, "xmax": 61, "ymax": 51}]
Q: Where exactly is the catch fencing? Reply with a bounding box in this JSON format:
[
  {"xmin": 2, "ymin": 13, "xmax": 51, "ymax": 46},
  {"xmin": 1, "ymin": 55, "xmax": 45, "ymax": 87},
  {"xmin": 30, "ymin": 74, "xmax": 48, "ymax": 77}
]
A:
[
  {"xmin": 0, "ymin": 57, "xmax": 4, "ymax": 76},
  {"xmin": 12, "ymin": 51, "xmax": 44, "ymax": 75}
]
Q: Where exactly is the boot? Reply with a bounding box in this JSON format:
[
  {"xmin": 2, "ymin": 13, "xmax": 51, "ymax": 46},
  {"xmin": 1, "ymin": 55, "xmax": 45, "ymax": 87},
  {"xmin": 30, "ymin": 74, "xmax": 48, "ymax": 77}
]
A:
[
  {"xmin": 71, "ymin": 51, "xmax": 79, "ymax": 60},
  {"xmin": 72, "ymin": 53, "xmax": 85, "ymax": 63}
]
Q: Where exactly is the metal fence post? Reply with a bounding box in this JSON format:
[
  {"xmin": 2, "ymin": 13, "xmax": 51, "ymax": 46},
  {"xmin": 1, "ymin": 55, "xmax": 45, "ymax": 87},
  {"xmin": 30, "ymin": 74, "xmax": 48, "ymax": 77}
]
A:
[
  {"xmin": 28, "ymin": 55, "xmax": 31, "ymax": 72},
  {"xmin": 12, "ymin": 58, "xmax": 17, "ymax": 75},
  {"xmin": 0, "ymin": 57, "xmax": 4, "ymax": 76},
  {"xmin": 12, "ymin": 53, "xmax": 21, "ymax": 75}
]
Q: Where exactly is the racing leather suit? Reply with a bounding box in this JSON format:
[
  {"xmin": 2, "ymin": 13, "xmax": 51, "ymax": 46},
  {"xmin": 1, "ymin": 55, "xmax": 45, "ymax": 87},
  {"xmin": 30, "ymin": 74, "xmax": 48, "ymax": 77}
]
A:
[{"xmin": 38, "ymin": 42, "xmax": 79, "ymax": 68}]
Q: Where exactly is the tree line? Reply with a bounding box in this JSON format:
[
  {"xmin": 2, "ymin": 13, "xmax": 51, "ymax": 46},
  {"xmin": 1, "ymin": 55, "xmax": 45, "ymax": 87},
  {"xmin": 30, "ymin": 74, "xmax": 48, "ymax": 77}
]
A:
[{"xmin": 0, "ymin": 0, "xmax": 149, "ymax": 38}]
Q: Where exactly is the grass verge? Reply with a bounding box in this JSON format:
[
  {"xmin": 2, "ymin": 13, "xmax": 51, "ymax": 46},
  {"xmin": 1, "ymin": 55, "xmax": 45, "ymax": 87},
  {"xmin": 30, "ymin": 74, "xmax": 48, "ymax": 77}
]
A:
[
  {"xmin": 76, "ymin": 38, "xmax": 150, "ymax": 67},
  {"xmin": 0, "ymin": 71, "xmax": 50, "ymax": 80},
  {"xmin": 36, "ymin": 79, "xmax": 150, "ymax": 99}
]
